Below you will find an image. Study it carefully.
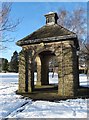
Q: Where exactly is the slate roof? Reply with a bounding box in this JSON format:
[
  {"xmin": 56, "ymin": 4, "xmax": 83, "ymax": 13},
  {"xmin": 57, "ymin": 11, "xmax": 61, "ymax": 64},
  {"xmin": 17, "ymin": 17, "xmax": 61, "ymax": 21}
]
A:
[{"xmin": 16, "ymin": 24, "xmax": 79, "ymax": 49}]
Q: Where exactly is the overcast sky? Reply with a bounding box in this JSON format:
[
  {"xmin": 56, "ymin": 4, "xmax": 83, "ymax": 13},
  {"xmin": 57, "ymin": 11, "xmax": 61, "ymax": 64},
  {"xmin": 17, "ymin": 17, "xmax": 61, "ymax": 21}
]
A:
[{"xmin": 1, "ymin": 2, "xmax": 87, "ymax": 61}]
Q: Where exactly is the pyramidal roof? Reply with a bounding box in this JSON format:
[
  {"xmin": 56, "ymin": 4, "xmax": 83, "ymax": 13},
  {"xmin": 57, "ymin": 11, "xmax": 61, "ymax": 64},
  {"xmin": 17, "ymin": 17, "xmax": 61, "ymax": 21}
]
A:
[
  {"xmin": 19, "ymin": 24, "xmax": 75, "ymax": 40},
  {"xmin": 16, "ymin": 12, "xmax": 79, "ymax": 49}
]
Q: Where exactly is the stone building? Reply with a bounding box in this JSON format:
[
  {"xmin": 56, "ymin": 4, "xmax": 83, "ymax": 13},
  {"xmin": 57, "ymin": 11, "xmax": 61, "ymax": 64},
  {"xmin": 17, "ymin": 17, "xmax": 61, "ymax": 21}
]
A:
[{"xmin": 16, "ymin": 12, "xmax": 79, "ymax": 98}]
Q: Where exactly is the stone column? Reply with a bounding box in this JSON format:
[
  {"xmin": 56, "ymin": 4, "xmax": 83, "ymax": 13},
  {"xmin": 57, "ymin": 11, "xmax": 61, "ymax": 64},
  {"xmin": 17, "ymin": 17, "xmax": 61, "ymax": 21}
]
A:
[
  {"xmin": 75, "ymin": 53, "xmax": 79, "ymax": 88},
  {"xmin": 57, "ymin": 42, "xmax": 79, "ymax": 97},
  {"xmin": 28, "ymin": 52, "xmax": 34, "ymax": 93},
  {"xmin": 72, "ymin": 48, "xmax": 79, "ymax": 90},
  {"xmin": 18, "ymin": 50, "xmax": 26, "ymax": 93},
  {"xmin": 41, "ymin": 56, "xmax": 49, "ymax": 85},
  {"xmin": 36, "ymin": 56, "xmax": 42, "ymax": 86}
]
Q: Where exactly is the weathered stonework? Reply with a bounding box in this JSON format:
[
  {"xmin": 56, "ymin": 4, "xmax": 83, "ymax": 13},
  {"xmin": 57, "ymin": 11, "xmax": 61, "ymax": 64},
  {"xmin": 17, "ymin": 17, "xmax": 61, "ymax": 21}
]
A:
[
  {"xmin": 18, "ymin": 51, "xmax": 26, "ymax": 93},
  {"xmin": 17, "ymin": 40, "xmax": 79, "ymax": 97},
  {"xmin": 16, "ymin": 12, "xmax": 79, "ymax": 98}
]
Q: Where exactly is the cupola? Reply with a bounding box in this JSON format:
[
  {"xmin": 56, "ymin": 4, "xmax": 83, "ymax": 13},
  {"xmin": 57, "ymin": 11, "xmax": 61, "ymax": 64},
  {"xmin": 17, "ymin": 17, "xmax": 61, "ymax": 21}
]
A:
[{"xmin": 44, "ymin": 12, "xmax": 59, "ymax": 25}]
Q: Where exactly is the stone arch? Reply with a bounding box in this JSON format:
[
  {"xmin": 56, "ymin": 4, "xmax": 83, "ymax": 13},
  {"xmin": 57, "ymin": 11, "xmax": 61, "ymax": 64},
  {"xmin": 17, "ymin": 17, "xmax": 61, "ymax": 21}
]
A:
[
  {"xmin": 32, "ymin": 47, "xmax": 57, "ymax": 59},
  {"xmin": 32, "ymin": 47, "xmax": 60, "ymax": 71},
  {"xmin": 32, "ymin": 48, "xmax": 59, "ymax": 87}
]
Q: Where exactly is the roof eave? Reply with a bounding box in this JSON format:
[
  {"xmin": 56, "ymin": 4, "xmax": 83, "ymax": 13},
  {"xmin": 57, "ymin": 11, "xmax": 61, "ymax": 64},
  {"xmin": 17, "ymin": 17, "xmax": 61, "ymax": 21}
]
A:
[{"xmin": 16, "ymin": 34, "xmax": 78, "ymax": 47}]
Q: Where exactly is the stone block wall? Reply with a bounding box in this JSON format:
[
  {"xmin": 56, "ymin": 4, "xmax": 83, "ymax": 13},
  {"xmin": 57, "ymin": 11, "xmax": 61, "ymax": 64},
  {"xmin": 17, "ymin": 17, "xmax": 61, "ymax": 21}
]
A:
[{"xmin": 18, "ymin": 40, "xmax": 79, "ymax": 97}]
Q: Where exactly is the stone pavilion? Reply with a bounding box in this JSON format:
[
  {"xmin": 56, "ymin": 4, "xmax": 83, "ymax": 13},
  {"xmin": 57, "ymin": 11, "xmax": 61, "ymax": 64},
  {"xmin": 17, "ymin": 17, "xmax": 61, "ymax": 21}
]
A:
[{"xmin": 16, "ymin": 12, "xmax": 79, "ymax": 98}]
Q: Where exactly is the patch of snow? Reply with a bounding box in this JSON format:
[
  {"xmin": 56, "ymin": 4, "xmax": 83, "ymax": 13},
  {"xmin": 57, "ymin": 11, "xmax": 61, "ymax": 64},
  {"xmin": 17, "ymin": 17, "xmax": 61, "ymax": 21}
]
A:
[
  {"xmin": 0, "ymin": 73, "xmax": 88, "ymax": 118},
  {"xmin": 46, "ymin": 11, "xmax": 55, "ymax": 15},
  {"xmin": 7, "ymin": 99, "xmax": 87, "ymax": 118},
  {"xmin": 34, "ymin": 72, "xmax": 58, "ymax": 84},
  {"xmin": 79, "ymin": 74, "xmax": 89, "ymax": 87}
]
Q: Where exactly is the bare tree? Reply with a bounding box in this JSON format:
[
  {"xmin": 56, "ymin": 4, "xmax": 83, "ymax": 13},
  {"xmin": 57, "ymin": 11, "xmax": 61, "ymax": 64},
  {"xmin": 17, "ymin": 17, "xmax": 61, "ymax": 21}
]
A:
[
  {"xmin": 58, "ymin": 6, "xmax": 88, "ymax": 76},
  {"xmin": 58, "ymin": 6, "xmax": 87, "ymax": 39},
  {"xmin": 80, "ymin": 40, "xmax": 89, "ymax": 78},
  {"xmin": 0, "ymin": 3, "xmax": 20, "ymax": 50}
]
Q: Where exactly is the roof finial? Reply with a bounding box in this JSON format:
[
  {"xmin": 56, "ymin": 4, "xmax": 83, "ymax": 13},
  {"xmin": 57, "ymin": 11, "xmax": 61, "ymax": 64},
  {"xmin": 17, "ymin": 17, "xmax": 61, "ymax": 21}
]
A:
[{"xmin": 44, "ymin": 12, "xmax": 58, "ymax": 25}]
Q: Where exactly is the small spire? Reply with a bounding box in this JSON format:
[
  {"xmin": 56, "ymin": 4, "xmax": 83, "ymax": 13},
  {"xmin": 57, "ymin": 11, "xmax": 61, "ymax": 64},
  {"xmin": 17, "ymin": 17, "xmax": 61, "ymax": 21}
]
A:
[{"xmin": 44, "ymin": 12, "xmax": 58, "ymax": 25}]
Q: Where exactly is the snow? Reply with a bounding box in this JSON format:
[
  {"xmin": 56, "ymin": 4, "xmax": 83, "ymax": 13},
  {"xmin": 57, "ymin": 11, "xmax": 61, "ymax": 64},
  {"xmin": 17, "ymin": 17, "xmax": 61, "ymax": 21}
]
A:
[
  {"xmin": 34, "ymin": 72, "xmax": 58, "ymax": 85},
  {"xmin": 0, "ymin": 73, "xmax": 88, "ymax": 118},
  {"xmin": 48, "ymin": 11, "xmax": 55, "ymax": 14},
  {"xmin": 79, "ymin": 74, "xmax": 89, "ymax": 87}
]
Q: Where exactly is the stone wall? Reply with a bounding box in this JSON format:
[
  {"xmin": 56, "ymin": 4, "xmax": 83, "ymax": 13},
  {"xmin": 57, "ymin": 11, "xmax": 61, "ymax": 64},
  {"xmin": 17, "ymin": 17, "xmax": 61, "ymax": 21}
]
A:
[{"xmin": 18, "ymin": 40, "xmax": 79, "ymax": 97}]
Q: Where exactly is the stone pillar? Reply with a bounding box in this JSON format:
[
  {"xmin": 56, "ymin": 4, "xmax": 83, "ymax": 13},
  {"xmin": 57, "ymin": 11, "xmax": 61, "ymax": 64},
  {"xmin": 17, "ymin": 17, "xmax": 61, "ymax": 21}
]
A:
[
  {"xmin": 41, "ymin": 56, "xmax": 49, "ymax": 85},
  {"xmin": 36, "ymin": 56, "xmax": 41, "ymax": 86},
  {"xmin": 18, "ymin": 50, "xmax": 26, "ymax": 93},
  {"xmin": 72, "ymin": 48, "xmax": 79, "ymax": 90},
  {"xmin": 28, "ymin": 53, "xmax": 34, "ymax": 93},
  {"xmin": 57, "ymin": 43, "xmax": 79, "ymax": 97},
  {"xmin": 75, "ymin": 54, "xmax": 79, "ymax": 88}
]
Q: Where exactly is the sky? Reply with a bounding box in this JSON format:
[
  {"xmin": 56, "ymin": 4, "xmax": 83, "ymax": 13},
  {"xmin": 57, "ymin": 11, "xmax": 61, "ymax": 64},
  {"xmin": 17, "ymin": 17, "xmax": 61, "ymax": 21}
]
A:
[{"xmin": 1, "ymin": 2, "xmax": 87, "ymax": 61}]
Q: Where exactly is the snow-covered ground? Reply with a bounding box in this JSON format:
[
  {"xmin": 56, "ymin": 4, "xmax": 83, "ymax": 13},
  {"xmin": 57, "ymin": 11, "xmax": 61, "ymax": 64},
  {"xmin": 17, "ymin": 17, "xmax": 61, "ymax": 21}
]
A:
[{"xmin": 0, "ymin": 73, "xmax": 89, "ymax": 118}]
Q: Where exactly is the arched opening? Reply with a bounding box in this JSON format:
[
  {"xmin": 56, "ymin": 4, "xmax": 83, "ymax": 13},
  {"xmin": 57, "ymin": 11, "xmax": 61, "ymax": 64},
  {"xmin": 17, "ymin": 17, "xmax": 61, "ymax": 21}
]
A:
[
  {"xmin": 33, "ymin": 50, "xmax": 58, "ymax": 92},
  {"xmin": 49, "ymin": 56, "xmax": 58, "ymax": 85}
]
